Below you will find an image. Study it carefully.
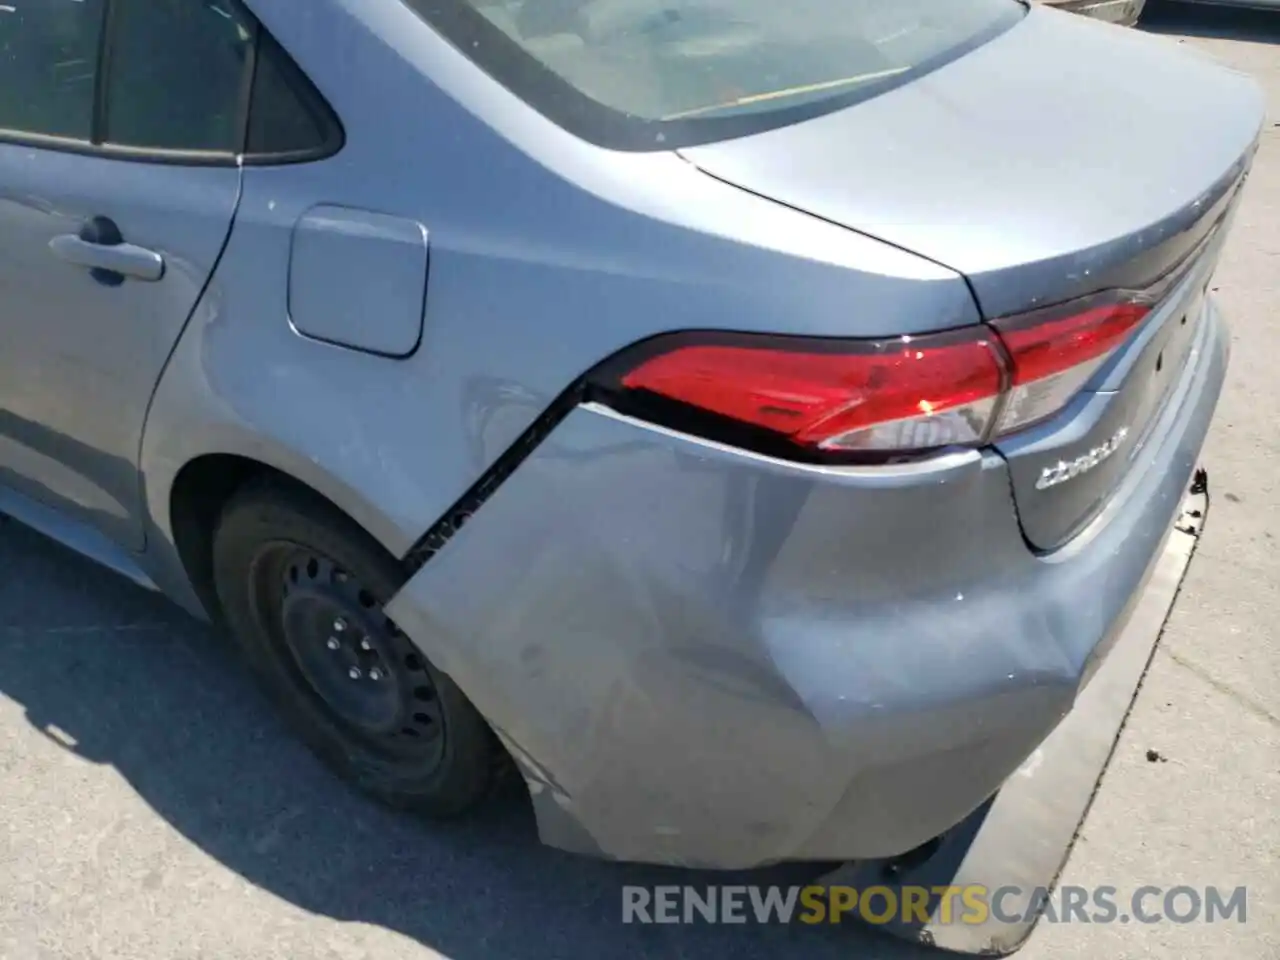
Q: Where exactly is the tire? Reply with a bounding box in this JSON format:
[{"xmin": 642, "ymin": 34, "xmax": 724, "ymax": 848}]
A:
[{"xmin": 212, "ymin": 478, "xmax": 499, "ymax": 817}]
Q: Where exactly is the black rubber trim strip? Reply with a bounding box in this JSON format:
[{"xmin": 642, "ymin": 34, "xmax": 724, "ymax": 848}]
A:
[
  {"xmin": 403, "ymin": 384, "xmax": 585, "ymax": 573},
  {"xmin": 90, "ymin": 0, "xmax": 118, "ymax": 145}
]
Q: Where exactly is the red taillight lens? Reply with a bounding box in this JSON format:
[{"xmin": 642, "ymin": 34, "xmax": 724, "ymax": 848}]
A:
[
  {"xmin": 991, "ymin": 297, "xmax": 1151, "ymax": 434},
  {"xmin": 603, "ymin": 295, "xmax": 1152, "ymax": 458},
  {"xmin": 616, "ymin": 330, "xmax": 1006, "ymax": 453}
]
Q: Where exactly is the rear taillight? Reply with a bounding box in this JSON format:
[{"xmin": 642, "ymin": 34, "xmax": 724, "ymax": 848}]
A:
[
  {"xmin": 614, "ymin": 331, "xmax": 1005, "ymax": 453},
  {"xmin": 601, "ymin": 294, "xmax": 1151, "ymax": 458},
  {"xmin": 991, "ymin": 296, "xmax": 1151, "ymax": 435}
]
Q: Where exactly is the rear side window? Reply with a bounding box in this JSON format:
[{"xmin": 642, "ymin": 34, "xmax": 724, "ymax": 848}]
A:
[
  {"xmin": 0, "ymin": 0, "xmax": 104, "ymax": 140},
  {"xmin": 402, "ymin": 0, "xmax": 1023, "ymax": 150},
  {"xmin": 245, "ymin": 33, "xmax": 344, "ymax": 161}
]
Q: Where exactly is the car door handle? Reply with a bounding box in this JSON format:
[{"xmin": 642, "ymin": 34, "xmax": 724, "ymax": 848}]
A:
[
  {"xmin": 49, "ymin": 216, "xmax": 165, "ymax": 284},
  {"xmin": 49, "ymin": 235, "xmax": 165, "ymax": 282}
]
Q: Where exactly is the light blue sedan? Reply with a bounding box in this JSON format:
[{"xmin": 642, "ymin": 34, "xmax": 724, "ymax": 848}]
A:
[{"xmin": 0, "ymin": 0, "xmax": 1265, "ymax": 878}]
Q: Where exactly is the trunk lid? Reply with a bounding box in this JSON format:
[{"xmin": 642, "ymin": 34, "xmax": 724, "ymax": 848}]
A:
[{"xmin": 679, "ymin": 6, "xmax": 1261, "ymax": 549}]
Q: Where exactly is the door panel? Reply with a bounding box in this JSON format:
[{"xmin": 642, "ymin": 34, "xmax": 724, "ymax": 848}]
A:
[
  {"xmin": 0, "ymin": 0, "xmax": 253, "ymax": 550},
  {"xmin": 0, "ymin": 148, "xmax": 240, "ymax": 548}
]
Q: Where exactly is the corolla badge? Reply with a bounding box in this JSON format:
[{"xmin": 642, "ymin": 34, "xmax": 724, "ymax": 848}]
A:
[{"xmin": 1036, "ymin": 427, "xmax": 1130, "ymax": 491}]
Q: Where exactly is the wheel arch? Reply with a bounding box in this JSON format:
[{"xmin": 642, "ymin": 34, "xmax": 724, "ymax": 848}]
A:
[
  {"xmin": 169, "ymin": 454, "xmax": 324, "ymax": 620},
  {"xmin": 143, "ymin": 436, "xmax": 419, "ymax": 622}
]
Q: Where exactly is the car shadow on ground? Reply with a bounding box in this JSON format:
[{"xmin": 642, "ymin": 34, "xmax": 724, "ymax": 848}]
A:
[
  {"xmin": 1140, "ymin": 2, "xmax": 1280, "ymax": 44},
  {"xmin": 0, "ymin": 518, "xmax": 943, "ymax": 960}
]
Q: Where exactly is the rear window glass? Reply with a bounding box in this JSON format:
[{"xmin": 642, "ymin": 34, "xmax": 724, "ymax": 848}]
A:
[{"xmin": 401, "ymin": 0, "xmax": 1023, "ymax": 150}]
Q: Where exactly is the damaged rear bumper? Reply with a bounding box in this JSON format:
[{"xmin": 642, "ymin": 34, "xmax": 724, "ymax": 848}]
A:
[{"xmin": 385, "ymin": 301, "xmax": 1229, "ymax": 870}]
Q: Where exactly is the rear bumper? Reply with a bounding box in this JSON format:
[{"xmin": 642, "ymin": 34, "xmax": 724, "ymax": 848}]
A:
[
  {"xmin": 386, "ymin": 300, "xmax": 1229, "ymax": 869},
  {"xmin": 1038, "ymin": 0, "xmax": 1148, "ymax": 24}
]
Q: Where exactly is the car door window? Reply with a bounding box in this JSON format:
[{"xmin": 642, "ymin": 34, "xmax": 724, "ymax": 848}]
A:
[
  {"xmin": 103, "ymin": 0, "xmax": 255, "ymax": 153},
  {"xmin": 0, "ymin": 0, "xmax": 104, "ymax": 140},
  {"xmin": 0, "ymin": 0, "xmax": 339, "ymax": 161}
]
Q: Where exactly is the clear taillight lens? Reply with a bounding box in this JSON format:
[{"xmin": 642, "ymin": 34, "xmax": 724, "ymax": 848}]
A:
[{"xmin": 601, "ymin": 294, "xmax": 1153, "ymax": 458}]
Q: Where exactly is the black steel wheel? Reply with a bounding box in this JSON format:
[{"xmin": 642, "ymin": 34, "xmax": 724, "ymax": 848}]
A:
[
  {"xmin": 212, "ymin": 478, "xmax": 500, "ymax": 817},
  {"xmin": 274, "ymin": 548, "xmax": 444, "ymax": 758}
]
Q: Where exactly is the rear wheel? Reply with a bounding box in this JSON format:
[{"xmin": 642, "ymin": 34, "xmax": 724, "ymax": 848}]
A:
[{"xmin": 212, "ymin": 479, "xmax": 499, "ymax": 816}]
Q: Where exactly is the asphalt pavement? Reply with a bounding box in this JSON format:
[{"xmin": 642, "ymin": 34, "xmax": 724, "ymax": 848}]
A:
[{"xmin": 1, "ymin": 4, "xmax": 1277, "ymax": 959}]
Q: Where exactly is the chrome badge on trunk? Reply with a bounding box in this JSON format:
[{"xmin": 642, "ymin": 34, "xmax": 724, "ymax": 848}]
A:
[{"xmin": 1036, "ymin": 427, "xmax": 1131, "ymax": 491}]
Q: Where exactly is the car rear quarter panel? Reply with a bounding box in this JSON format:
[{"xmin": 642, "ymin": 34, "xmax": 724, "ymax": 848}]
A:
[
  {"xmin": 139, "ymin": 0, "xmax": 978, "ymax": 604},
  {"xmin": 382, "ymin": 296, "xmax": 1226, "ymax": 866}
]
